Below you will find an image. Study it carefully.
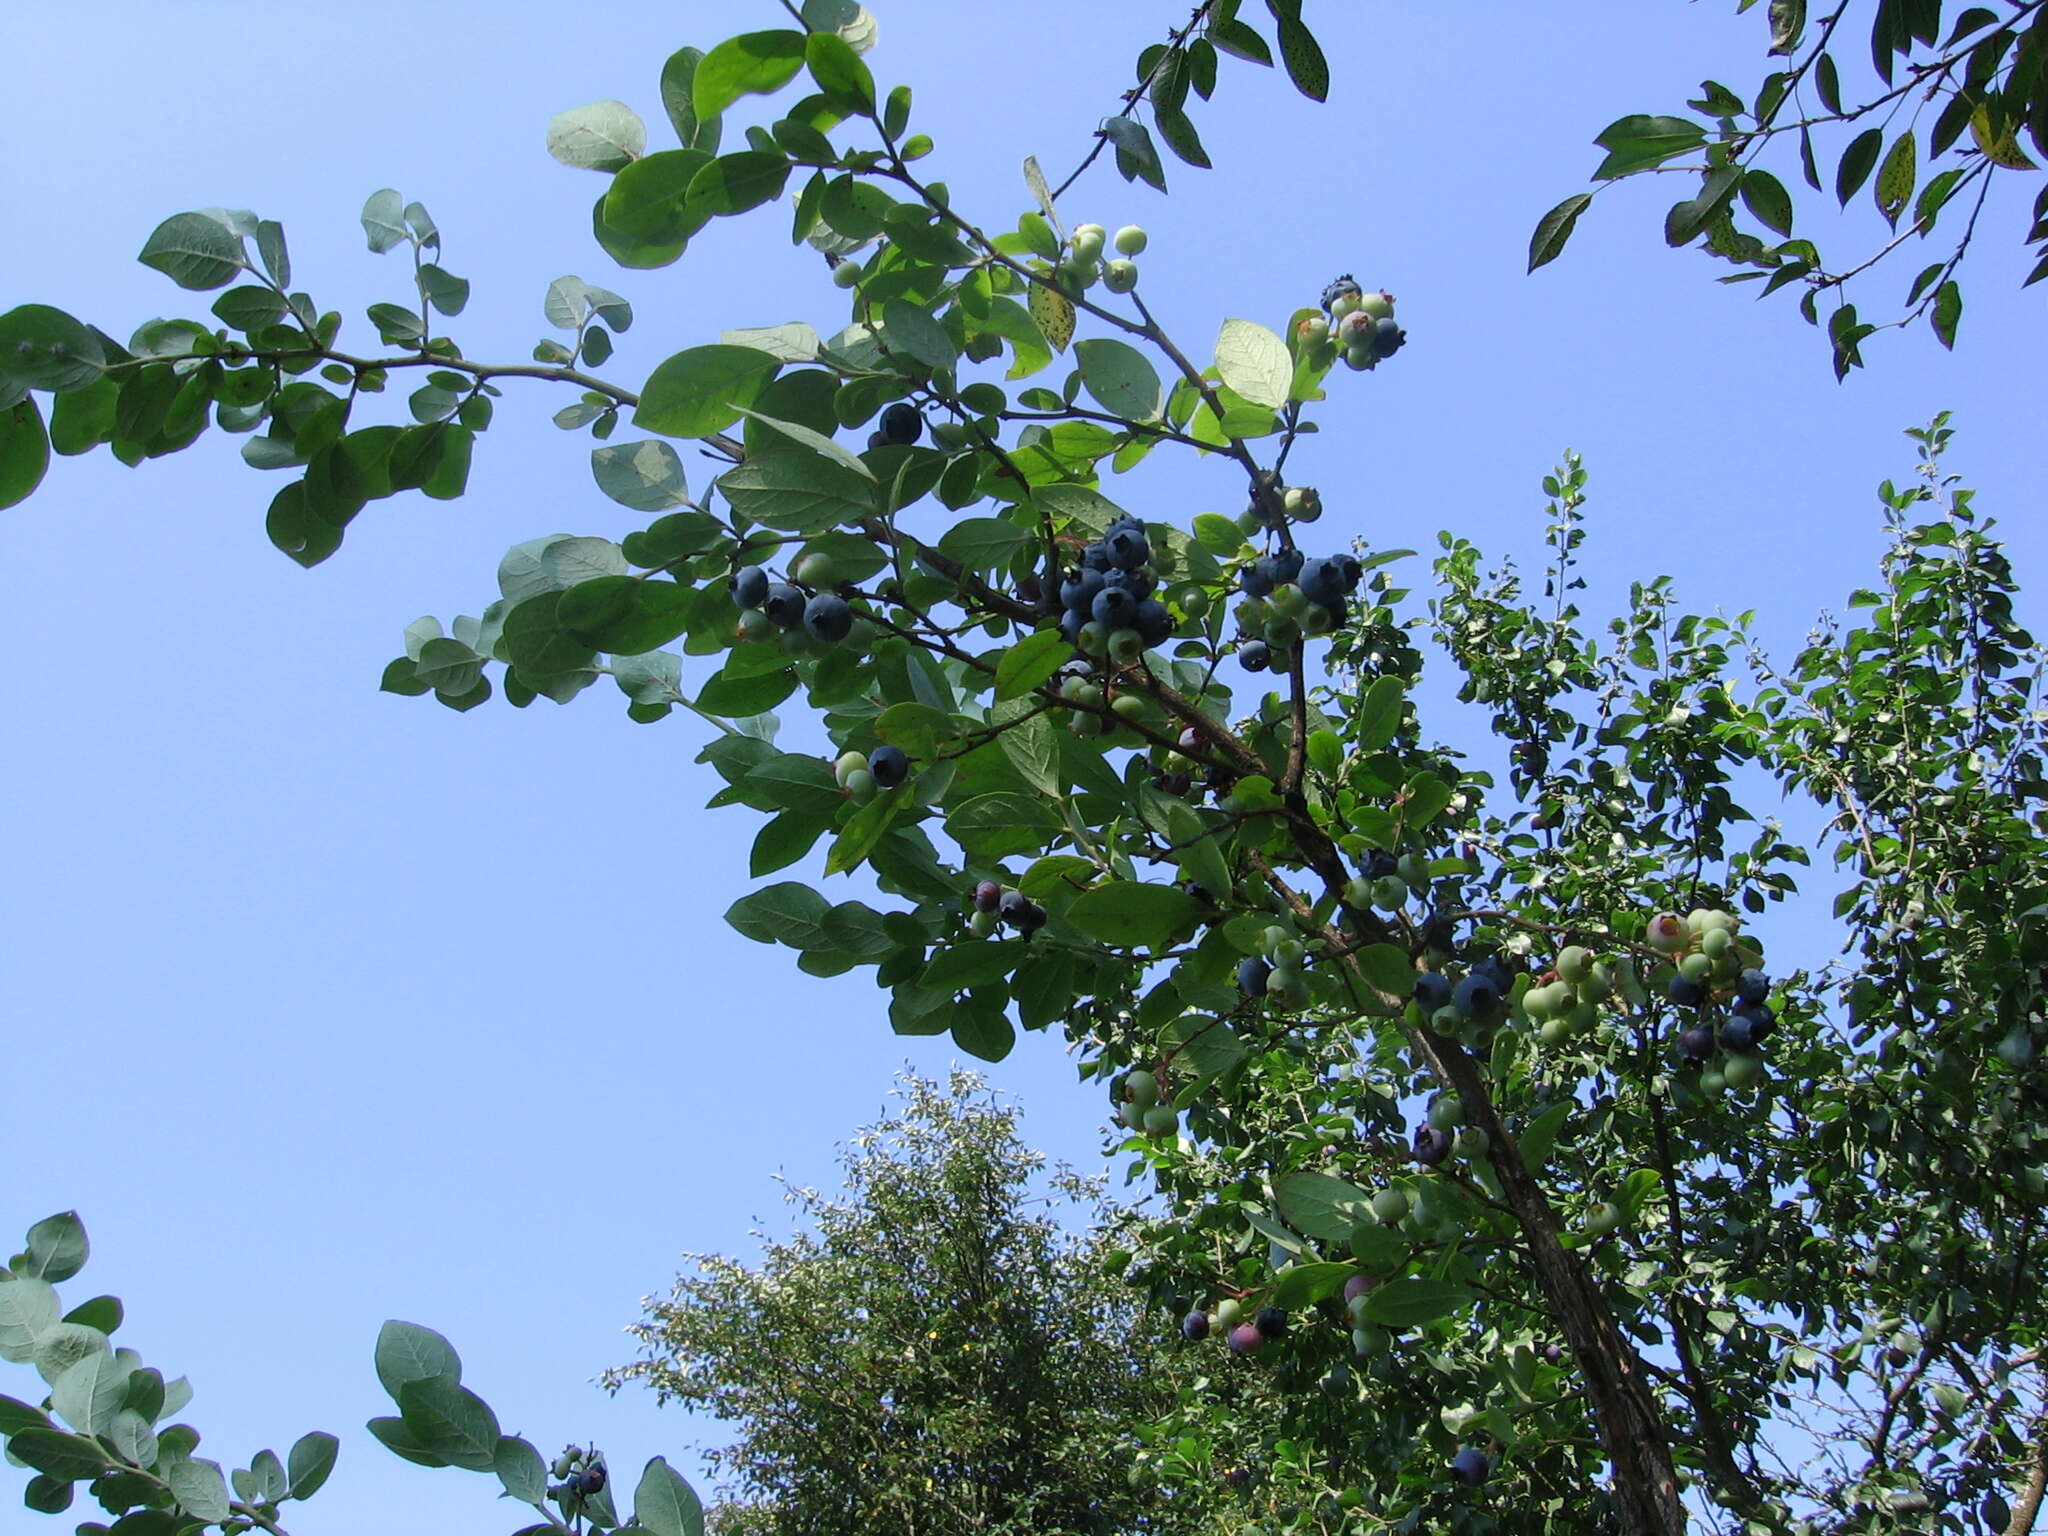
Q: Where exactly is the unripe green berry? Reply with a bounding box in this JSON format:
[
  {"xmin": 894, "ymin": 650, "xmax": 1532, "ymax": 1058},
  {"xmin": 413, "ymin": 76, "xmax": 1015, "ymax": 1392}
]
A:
[
  {"xmin": 1113, "ymin": 224, "xmax": 1148, "ymax": 255},
  {"xmin": 1102, "ymin": 258, "xmax": 1139, "ymax": 293},
  {"xmin": 793, "ymin": 552, "xmax": 837, "ymax": 588},
  {"xmin": 1124, "ymin": 1069, "xmax": 1160, "ymax": 1108},
  {"xmin": 1111, "ymin": 693, "xmax": 1146, "ymax": 722},
  {"xmin": 832, "ymin": 260, "xmax": 863, "ymax": 289},
  {"xmin": 843, "ymin": 768, "xmax": 877, "ymax": 803},
  {"xmin": 1070, "ymin": 223, "xmax": 1106, "ymax": 262},
  {"xmin": 1143, "ymin": 1105, "xmax": 1178, "ymax": 1137},
  {"xmin": 1357, "ymin": 290, "xmax": 1394, "ymax": 320},
  {"xmin": 1175, "ymin": 584, "xmax": 1210, "ymax": 619},
  {"xmin": 833, "ymin": 750, "xmax": 869, "ymax": 785},
  {"xmin": 1556, "ymin": 945, "xmax": 1592, "ymax": 983}
]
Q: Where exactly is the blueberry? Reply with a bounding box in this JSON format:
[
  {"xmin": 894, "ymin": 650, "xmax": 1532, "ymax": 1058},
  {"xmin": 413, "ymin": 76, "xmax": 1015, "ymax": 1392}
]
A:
[
  {"xmin": 1732, "ymin": 999, "xmax": 1776, "ymax": 1040},
  {"xmin": 973, "ymin": 880, "xmax": 1002, "ymax": 913},
  {"xmin": 1105, "ymin": 524, "xmax": 1150, "ymax": 570},
  {"xmin": 1097, "ymin": 568, "xmax": 1137, "ymax": 595},
  {"xmin": 1719, "ymin": 1014, "xmax": 1759, "ymax": 1053},
  {"xmin": 1061, "ymin": 569, "xmax": 1105, "ymax": 613},
  {"xmin": 1361, "ymin": 849, "xmax": 1398, "ymax": 880},
  {"xmin": 879, "ymin": 402, "xmax": 923, "ymax": 445},
  {"xmin": 1059, "ymin": 608, "xmax": 1085, "ymax": 645},
  {"xmin": 998, "ymin": 889, "xmax": 1031, "ymax": 925},
  {"xmin": 1270, "ymin": 548, "xmax": 1304, "ymax": 584},
  {"xmin": 573, "ymin": 1465, "xmax": 607, "ymax": 1497},
  {"xmin": 1543, "ymin": 1342, "xmax": 1564, "ymax": 1363},
  {"xmin": 1371, "ymin": 317, "xmax": 1406, "ymax": 359},
  {"xmin": 1299, "ymin": 557, "xmax": 1345, "ymax": 606},
  {"xmin": 1736, "ymin": 968, "xmax": 1771, "ymax": 1006},
  {"xmin": 1239, "ymin": 560, "xmax": 1276, "ymax": 599},
  {"xmin": 1667, "ymin": 974, "xmax": 1706, "ymax": 1007},
  {"xmin": 730, "ymin": 566, "xmax": 771, "ymax": 611},
  {"xmin": 1321, "ymin": 274, "xmax": 1362, "ymax": 313},
  {"xmin": 1091, "ymin": 587, "xmax": 1136, "ymax": 628},
  {"xmin": 1450, "ymin": 1447, "xmax": 1490, "ymax": 1487},
  {"xmin": 1134, "ymin": 599, "xmax": 1173, "ymax": 646},
  {"xmin": 1079, "ymin": 542, "xmax": 1112, "ymax": 572},
  {"xmin": 1226, "ymin": 1322, "xmax": 1264, "ymax": 1356},
  {"xmin": 1453, "ymin": 973, "xmax": 1502, "ymax": 1021},
  {"xmin": 803, "ymin": 592, "xmax": 853, "ymax": 643},
  {"xmin": 763, "ymin": 583, "xmax": 807, "ymax": 627},
  {"xmin": 1333, "ymin": 554, "xmax": 1363, "ymax": 592},
  {"xmin": 1677, "ymin": 1025, "xmax": 1716, "ymax": 1062},
  {"xmin": 1238, "ymin": 956, "xmax": 1273, "ymax": 997},
  {"xmin": 1414, "ymin": 972, "xmax": 1453, "ymax": 1012},
  {"xmin": 1181, "ymin": 1309, "xmax": 1211, "ymax": 1342},
  {"xmin": 1254, "ymin": 1305, "xmax": 1289, "ymax": 1338},
  {"xmin": 869, "ymin": 744, "xmax": 909, "ymax": 788},
  {"xmin": 1413, "ymin": 1125, "xmax": 1453, "ymax": 1166},
  {"xmin": 1239, "ymin": 639, "xmax": 1271, "ymax": 672},
  {"xmin": 1316, "ymin": 597, "xmax": 1348, "ymax": 628}
]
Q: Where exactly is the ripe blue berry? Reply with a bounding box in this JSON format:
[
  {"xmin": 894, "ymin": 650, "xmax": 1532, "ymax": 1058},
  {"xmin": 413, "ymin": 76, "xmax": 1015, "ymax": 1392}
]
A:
[
  {"xmin": 763, "ymin": 583, "xmax": 807, "ymax": 627},
  {"xmin": 1451, "ymin": 1447, "xmax": 1490, "ymax": 1487},
  {"xmin": 1238, "ymin": 956, "xmax": 1273, "ymax": 997},
  {"xmin": 1719, "ymin": 1014, "xmax": 1760, "ymax": 1053},
  {"xmin": 1181, "ymin": 1309, "xmax": 1210, "ymax": 1341},
  {"xmin": 879, "ymin": 402, "xmax": 922, "ymax": 445},
  {"xmin": 803, "ymin": 592, "xmax": 853, "ymax": 643},
  {"xmin": 1105, "ymin": 524, "xmax": 1150, "ymax": 570},
  {"xmin": 1668, "ymin": 974, "xmax": 1706, "ymax": 1007},
  {"xmin": 1321, "ymin": 274, "xmax": 1362, "ymax": 313},
  {"xmin": 1239, "ymin": 560, "xmax": 1276, "ymax": 599},
  {"xmin": 1092, "ymin": 587, "xmax": 1136, "ymax": 628},
  {"xmin": 1735, "ymin": 969, "xmax": 1771, "ymax": 1006},
  {"xmin": 1299, "ymin": 557, "xmax": 1345, "ymax": 606},
  {"xmin": 869, "ymin": 744, "xmax": 909, "ymax": 788},
  {"xmin": 1254, "ymin": 1305, "xmax": 1289, "ymax": 1338},
  {"xmin": 1413, "ymin": 1125, "xmax": 1453, "ymax": 1166},
  {"xmin": 1371, "ymin": 317, "xmax": 1406, "ymax": 359},
  {"xmin": 1135, "ymin": 599, "xmax": 1173, "ymax": 647},
  {"xmin": 1414, "ymin": 972, "xmax": 1453, "ymax": 1012},
  {"xmin": 1079, "ymin": 542, "xmax": 1112, "ymax": 572},
  {"xmin": 1453, "ymin": 973, "xmax": 1502, "ymax": 1021},
  {"xmin": 1062, "ymin": 570, "xmax": 1105, "ymax": 613},
  {"xmin": 1677, "ymin": 1025, "xmax": 1716, "ymax": 1062},
  {"xmin": 1239, "ymin": 639, "xmax": 1271, "ymax": 672},
  {"xmin": 730, "ymin": 566, "xmax": 771, "ymax": 610}
]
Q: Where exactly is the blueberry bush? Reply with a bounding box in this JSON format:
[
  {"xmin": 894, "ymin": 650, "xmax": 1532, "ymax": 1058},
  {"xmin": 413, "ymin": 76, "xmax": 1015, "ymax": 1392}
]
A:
[{"xmin": 1, "ymin": 4, "xmax": 2044, "ymax": 1535}]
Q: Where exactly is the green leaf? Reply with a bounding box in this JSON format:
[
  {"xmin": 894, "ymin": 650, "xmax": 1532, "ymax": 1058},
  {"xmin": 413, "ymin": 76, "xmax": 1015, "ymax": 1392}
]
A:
[
  {"xmin": 0, "ymin": 305, "xmax": 107, "ymax": 392},
  {"xmin": 1162, "ymin": 799, "xmax": 1232, "ymax": 900},
  {"xmin": 360, "ymin": 189, "xmax": 407, "ymax": 252},
  {"xmin": 995, "ymin": 703, "xmax": 1061, "ymax": 798},
  {"xmin": 1065, "ymin": 882, "xmax": 1198, "ymax": 948},
  {"xmin": 1354, "ymin": 674, "xmax": 1406, "ymax": 751},
  {"xmin": 1074, "ymin": 337, "xmax": 1163, "ymax": 420},
  {"xmin": 0, "ymin": 1277, "xmax": 58, "ymax": 1363},
  {"xmin": 167, "ymin": 1458, "xmax": 232, "ymax": 1522},
  {"xmin": 634, "ymin": 1456, "xmax": 706, "ymax": 1536},
  {"xmin": 0, "ymin": 1394, "xmax": 51, "ymax": 1436},
  {"xmin": 1153, "ymin": 104, "xmax": 1211, "ymax": 169},
  {"xmin": 1032, "ymin": 483, "xmax": 1125, "ymax": 539},
  {"xmin": 876, "ymin": 700, "xmax": 960, "ymax": 757},
  {"xmin": 688, "ymin": 151, "xmax": 793, "ymax": 218},
  {"xmin": 1874, "ymin": 129, "xmax": 1916, "ymax": 227},
  {"xmin": 1274, "ymin": 15, "xmax": 1328, "ymax": 101},
  {"xmin": 604, "ymin": 149, "xmax": 716, "ymax": 246},
  {"xmin": 881, "ymin": 298, "xmax": 959, "ymax": 372},
  {"xmin": 395, "ymin": 1377, "xmax": 499, "ymax": 1472},
  {"xmin": 693, "ymin": 31, "xmax": 808, "ymax": 122},
  {"xmin": 719, "ymin": 449, "xmax": 875, "ymax": 533},
  {"xmin": 1212, "ymin": 318, "xmax": 1291, "ymax": 409},
  {"xmin": 728, "ymin": 405, "xmax": 873, "ymax": 481},
  {"xmin": 1591, "ymin": 114, "xmax": 1706, "ymax": 179},
  {"xmin": 7, "ymin": 1427, "xmax": 108, "ymax": 1482},
  {"xmin": 1739, "ymin": 168, "xmax": 1794, "ymax": 235},
  {"xmin": 286, "ymin": 1430, "xmax": 340, "ymax": 1500},
  {"xmin": 1528, "ymin": 192, "xmax": 1593, "ymax": 272},
  {"xmin": 1273, "ymin": 1173, "xmax": 1378, "ymax": 1242},
  {"xmin": 0, "ymin": 398, "xmax": 50, "ymax": 510},
  {"xmin": 136, "ymin": 212, "xmax": 246, "ymax": 290},
  {"xmin": 592, "ymin": 440, "xmax": 690, "ymax": 511},
  {"xmin": 805, "ymin": 30, "xmax": 874, "ymax": 112},
  {"xmin": 493, "ymin": 1435, "xmax": 547, "ymax": 1507},
  {"xmin": 938, "ymin": 515, "xmax": 1032, "ymax": 572},
  {"xmin": 995, "ymin": 629, "xmax": 1070, "ymax": 700},
  {"xmin": 727, "ymin": 882, "xmax": 833, "ymax": 949},
  {"xmin": 921, "ymin": 940, "xmax": 1030, "ymax": 992},
  {"xmin": 1210, "ymin": 18, "xmax": 1272, "ymax": 63},
  {"xmin": 636, "ymin": 345, "xmax": 781, "ymax": 439},
  {"xmin": 951, "ymin": 1006, "xmax": 1016, "ymax": 1062},
  {"xmin": 366, "ymin": 1414, "xmax": 449, "ymax": 1469},
  {"xmin": 547, "ymin": 100, "xmax": 647, "ymax": 172},
  {"xmin": 1835, "ymin": 128, "xmax": 1884, "ymax": 206},
  {"xmin": 373, "ymin": 1320, "xmax": 460, "ymax": 1403},
  {"xmin": 1359, "ymin": 1277, "xmax": 1474, "ymax": 1328},
  {"xmin": 1931, "ymin": 278, "xmax": 1961, "ymax": 349},
  {"xmin": 659, "ymin": 47, "xmax": 719, "ymax": 152},
  {"xmin": 1518, "ymin": 1101, "xmax": 1572, "ymax": 1168},
  {"xmin": 50, "ymin": 1350, "xmax": 129, "ymax": 1436},
  {"xmin": 1269, "ymin": 1262, "xmax": 1356, "ymax": 1309},
  {"xmin": 947, "ymin": 792, "xmax": 1064, "ymax": 858}
]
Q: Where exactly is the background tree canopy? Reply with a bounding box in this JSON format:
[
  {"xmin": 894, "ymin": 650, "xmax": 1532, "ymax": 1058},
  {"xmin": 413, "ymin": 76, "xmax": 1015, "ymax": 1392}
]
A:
[{"xmin": 0, "ymin": 3, "xmax": 2041, "ymax": 1535}]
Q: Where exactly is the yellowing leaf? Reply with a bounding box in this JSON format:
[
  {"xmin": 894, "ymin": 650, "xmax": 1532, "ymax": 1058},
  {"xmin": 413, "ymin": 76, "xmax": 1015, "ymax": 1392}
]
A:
[{"xmin": 1029, "ymin": 279, "xmax": 1075, "ymax": 354}]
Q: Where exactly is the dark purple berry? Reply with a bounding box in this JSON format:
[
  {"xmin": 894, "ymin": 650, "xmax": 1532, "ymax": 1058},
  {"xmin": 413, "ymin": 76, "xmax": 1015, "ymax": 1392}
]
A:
[
  {"xmin": 730, "ymin": 566, "xmax": 771, "ymax": 610},
  {"xmin": 1226, "ymin": 1322, "xmax": 1263, "ymax": 1356},
  {"xmin": 1181, "ymin": 1309, "xmax": 1211, "ymax": 1341},
  {"xmin": 1239, "ymin": 639, "xmax": 1271, "ymax": 672},
  {"xmin": 763, "ymin": 583, "xmax": 807, "ymax": 627},
  {"xmin": 1451, "ymin": 1447, "xmax": 1489, "ymax": 1487},
  {"xmin": 1254, "ymin": 1305, "xmax": 1289, "ymax": 1339},
  {"xmin": 1135, "ymin": 599, "xmax": 1173, "ymax": 647},
  {"xmin": 1414, "ymin": 972, "xmax": 1453, "ymax": 1012},
  {"xmin": 973, "ymin": 880, "xmax": 1002, "ymax": 913},
  {"xmin": 1718, "ymin": 1014, "xmax": 1759, "ymax": 1053},
  {"xmin": 1732, "ymin": 1000, "xmax": 1776, "ymax": 1040},
  {"xmin": 1736, "ymin": 969, "xmax": 1771, "ymax": 1006},
  {"xmin": 879, "ymin": 402, "xmax": 922, "ymax": 445},
  {"xmin": 803, "ymin": 592, "xmax": 853, "ymax": 643},
  {"xmin": 1062, "ymin": 569, "xmax": 1105, "ymax": 613},
  {"xmin": 1371, "ymin": 317, "xmax": 1406, "ymax": 359},
  {"xmin": 1413, "ymin": 1125, "xmax": 1453, "ymax": 1166},
  {"xmin": 1238, "ymin": 956, "xmax": 1273, "ymax": 997},
  {"xmin": 1321, "ymin": 274, "xmax": 1362, "ymax": 313},
  {"xmin": 1677, "ymin": 1025, "xmax": 1716, "ymax": 1062},
  {"xmin": 869, "ymin": 744, "xmax": 909, "ymax": 788},
  {"xmin": 1668, "ymin": 974, "xmax": 1706, "ymax": 1007}
]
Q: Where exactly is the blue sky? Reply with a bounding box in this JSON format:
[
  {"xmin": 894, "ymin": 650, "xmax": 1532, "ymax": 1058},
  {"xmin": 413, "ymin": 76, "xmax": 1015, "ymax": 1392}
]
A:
[{"xmin": 1, "ymin": 2, "xmax": 2039, "ymax": 1528}]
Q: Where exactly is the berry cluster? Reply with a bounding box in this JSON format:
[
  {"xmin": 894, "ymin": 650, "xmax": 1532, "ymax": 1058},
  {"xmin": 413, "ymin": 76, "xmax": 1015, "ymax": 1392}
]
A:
[
  {"xmin": 1297, "ymin": 275, "xmax": 1407, "ymax": 372},
  {"xmin": 969, "ymin": 876, "xmax": 1046, "ymax": 937},
  {"xmin": 1058, "ymin": 221, "xmax": 1149, "ymax": 295},
  {"xmin": 1056, "ymin": 513, "xmax": 1175, "ymax": 663},
  {"xmin": 833, "ymin": 743, "xmax": 910, "ymax": 804},
  {"xmin": 1646, "ymin": 908, "xmax": 1777, "ymax": 1086},
  {"xmin": 1112, "ymin": 1065, "xmax": 1179, "ymax": 1138},
  {"xmin": 548, "ymin": 1448, "xmax": 606, "ymax": 1506},
  {"xmin": 730, "ymin": 555, "xmax": 869, "ymax": 650},
  {"xmin": 1178, "ymin": 1295, "xmax": 1292, "ymax": 1357},
  {"xmin": 1232, "ymin": 544, "xmax": 1366, "ymax": 673}
]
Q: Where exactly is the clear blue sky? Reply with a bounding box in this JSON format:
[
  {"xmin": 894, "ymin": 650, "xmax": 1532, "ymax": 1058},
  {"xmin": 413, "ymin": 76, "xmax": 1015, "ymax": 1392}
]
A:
[{"xmin": 1, "ymin": 2, "xmax": 2037, "ymax": 1529}]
